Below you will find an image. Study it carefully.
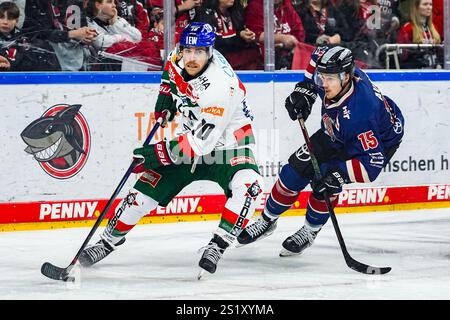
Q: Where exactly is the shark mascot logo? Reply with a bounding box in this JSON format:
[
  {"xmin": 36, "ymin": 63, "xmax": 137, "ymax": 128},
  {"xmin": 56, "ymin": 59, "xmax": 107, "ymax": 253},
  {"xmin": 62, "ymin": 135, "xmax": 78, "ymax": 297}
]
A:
[{"xmin": 21, "ymin": 104, "xmax": 91, "ymax": 179}]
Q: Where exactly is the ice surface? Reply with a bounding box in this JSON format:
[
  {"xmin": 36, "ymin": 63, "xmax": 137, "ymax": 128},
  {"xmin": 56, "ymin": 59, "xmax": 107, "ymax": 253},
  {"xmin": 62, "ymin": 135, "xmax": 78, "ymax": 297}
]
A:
[{"xmin": 0, "ymin": 209, "xmax": 449, "ymax": 299}]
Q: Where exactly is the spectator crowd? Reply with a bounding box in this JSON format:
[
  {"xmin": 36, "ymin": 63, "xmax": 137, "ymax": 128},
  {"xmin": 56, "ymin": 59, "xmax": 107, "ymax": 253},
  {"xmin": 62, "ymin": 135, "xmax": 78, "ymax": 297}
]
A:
[{"xmin": 0, "ymin": 0, "xmax": 445, "ymax": 71}]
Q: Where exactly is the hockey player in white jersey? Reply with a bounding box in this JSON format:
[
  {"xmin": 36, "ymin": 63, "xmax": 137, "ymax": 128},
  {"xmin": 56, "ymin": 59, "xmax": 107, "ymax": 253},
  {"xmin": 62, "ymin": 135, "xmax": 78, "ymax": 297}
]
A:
[{"xmin": 78, "ymin": 22, "xmax": 264, "ymax": 276}]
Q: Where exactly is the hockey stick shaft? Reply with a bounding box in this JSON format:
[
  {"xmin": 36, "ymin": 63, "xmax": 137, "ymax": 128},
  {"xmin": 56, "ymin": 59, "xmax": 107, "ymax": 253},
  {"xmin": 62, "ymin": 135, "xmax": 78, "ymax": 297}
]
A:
[
  {"xmin": 297, "ymin": 117, "xmax": 391, "ymax": 274},
  {"xmin": 42, "ymin": 112, "xmax": 169, "ymax": 280}
]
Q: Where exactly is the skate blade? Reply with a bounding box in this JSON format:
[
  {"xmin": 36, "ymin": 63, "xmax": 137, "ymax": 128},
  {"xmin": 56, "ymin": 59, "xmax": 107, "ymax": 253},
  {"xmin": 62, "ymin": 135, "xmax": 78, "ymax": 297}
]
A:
[
  {"xmin": 235, "ymin": 229, "xmax": 276, "ymax": 248},
  {"xmin": 197, "ymin": 269, "xmax": 205, "ymax": 280},
  {"xmin": 279, "ymin": 248, "xmax": 302, "ymax": 257}
]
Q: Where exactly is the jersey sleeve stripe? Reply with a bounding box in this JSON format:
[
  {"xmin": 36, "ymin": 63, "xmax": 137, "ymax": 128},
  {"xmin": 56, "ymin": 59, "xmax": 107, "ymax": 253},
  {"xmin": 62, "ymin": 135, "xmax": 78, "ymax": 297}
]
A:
[
  {"xmin": 304, "ymin": 60, "xmax": 316, "ymax": 80},
  {"xmin": 347, "ymin": 158, "xmax": 371, "ymax": 183},
  {"xmin": 233, "ymin": 124, "xmax": 255, "ymax": 146}
]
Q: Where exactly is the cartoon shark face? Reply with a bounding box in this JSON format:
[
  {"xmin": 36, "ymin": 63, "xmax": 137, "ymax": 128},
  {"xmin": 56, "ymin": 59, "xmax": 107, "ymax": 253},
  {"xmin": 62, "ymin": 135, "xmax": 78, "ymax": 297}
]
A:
[{"xmin": 21, "ymin": 104, "xmax": 85, "ymax": 163}]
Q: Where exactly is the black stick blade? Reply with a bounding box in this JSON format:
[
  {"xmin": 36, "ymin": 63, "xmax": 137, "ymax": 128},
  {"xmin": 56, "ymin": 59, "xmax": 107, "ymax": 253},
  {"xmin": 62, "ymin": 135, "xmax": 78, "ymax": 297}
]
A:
[
  {"xmin": 346, "ymin": 257, "xmax": 392, "ymax": 275},
  {"xmin": 41, "ymin": 262, "xmax": 73, "ymax": 281}
]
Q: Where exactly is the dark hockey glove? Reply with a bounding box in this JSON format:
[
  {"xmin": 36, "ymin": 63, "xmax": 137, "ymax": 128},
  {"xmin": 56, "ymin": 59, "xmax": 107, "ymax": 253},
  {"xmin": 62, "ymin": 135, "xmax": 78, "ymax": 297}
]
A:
[
  {"xmin": 311, "ymin": 168, "xmax": 349, "ymax": 195},
  {"xmin": 285, "ymin": 81, "xmax": 317, "ymax": 121},
  {"xmin": 155, "ymin": 92, "xmax": 177, "ymax": 127},
  {"xmin": 132, "ymin": 140, "xmax": 174, "ymax": 173}
]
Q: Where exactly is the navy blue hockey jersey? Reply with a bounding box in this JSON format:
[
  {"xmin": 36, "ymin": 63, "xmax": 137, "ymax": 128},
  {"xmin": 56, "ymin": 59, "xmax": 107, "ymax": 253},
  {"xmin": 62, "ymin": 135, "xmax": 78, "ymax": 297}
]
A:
[{"xmin": 304, "ymin": 46, "xmax": 404, "ymax": 183}]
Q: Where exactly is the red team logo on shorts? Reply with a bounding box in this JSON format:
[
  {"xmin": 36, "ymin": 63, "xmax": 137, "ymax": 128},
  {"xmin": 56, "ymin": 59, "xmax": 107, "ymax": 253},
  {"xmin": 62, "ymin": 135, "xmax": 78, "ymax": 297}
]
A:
[{"xmin": 21, "ymin": 104, "xmax": 91, "ymax": 179}]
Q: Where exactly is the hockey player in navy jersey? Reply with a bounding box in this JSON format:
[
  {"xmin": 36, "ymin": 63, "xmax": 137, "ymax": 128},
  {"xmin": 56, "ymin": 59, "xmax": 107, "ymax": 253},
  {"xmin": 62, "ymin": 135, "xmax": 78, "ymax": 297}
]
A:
[{"xmin": 237, "ymin": 45, "xmax": 404, "ymax": 256}]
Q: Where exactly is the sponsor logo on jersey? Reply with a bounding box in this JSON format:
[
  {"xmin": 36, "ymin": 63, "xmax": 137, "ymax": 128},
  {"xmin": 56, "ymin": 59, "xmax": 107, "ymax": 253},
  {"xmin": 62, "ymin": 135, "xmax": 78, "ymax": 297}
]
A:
[
  {"xmin": 190, "ymin": 75, "xmax": 211, "ymax": 92},
  {"xmin": 21, "ymin": 104, "xmax": 91, "ymax": 179},
  {"xmin": 342, "ymin": 106, "xmax": 351, "ymax": 120},
  {"xmin": 369, "ymin": 152, "xmax": 385, "ymax": 168},
  {"xmin": 295, "ymin": 144, "xmax": 310, "ymax": 162},
  {"xmin": 215, "ymin": 51, "xmax": 234, "ymax": 77},
  {"xmin": 230, "ymin": 156, "xmax": 256, "ymax": 166},
  {"xmin": 197, "ymin": 75, "xmax": 210, "ymax": 90},
  {"xmin": 201, "ymin": 106, "xmax": 224, "ymax": 117},
  {"xmin": 39, "ymin": 201, "xmax": 99, "ymax": 220},
  {"xmin": 393, "ymin": 120, "xmax": 403, "ymax": 134},
  {"xmin": 241, "ymin": 99, "xmax": 254, "ymax": 120},
  {"xmin": 139, "ymin": 169, "xmax": 162, "ymax": 187}
]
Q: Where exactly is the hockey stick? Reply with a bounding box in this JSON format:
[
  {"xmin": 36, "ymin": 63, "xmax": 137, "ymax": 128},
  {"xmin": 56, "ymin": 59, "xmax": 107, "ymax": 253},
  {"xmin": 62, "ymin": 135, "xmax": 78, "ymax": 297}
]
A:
[
  {"xmin": 41, "ymin": 111, "xmax": 170, "ymax": 282},
  {"xmin": 297, "ymin": 117, "xmax": 391, "ymax": 275}
]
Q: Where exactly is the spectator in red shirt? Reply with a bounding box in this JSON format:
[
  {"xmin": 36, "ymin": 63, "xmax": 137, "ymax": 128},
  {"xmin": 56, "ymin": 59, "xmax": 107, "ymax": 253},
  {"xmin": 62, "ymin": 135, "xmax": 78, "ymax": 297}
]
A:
[
  {"xmin": 146, "ymin": 6, "xmax": 164, "ymax": 65},
  {"xmin": 245, "ymin": 0, "xmax": 305, "ymax": 69},
  {"xmin": 397, "ymin": 0, "xmax": 442, "ymax": 68},
  {"xmin": 194, "ymin": 0, "xmax": 262, "ymax": 70},
  {"xmin": 398, "ymin": 0, "xmax": 441, "ymax": 44}
]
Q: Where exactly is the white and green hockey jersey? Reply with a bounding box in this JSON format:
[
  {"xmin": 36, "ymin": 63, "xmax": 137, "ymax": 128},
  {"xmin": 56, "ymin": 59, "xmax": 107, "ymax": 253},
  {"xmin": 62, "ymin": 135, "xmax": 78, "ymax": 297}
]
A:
[{"xmin": 159, "ymin": 49, "xmax": 256, "ymax": 163}]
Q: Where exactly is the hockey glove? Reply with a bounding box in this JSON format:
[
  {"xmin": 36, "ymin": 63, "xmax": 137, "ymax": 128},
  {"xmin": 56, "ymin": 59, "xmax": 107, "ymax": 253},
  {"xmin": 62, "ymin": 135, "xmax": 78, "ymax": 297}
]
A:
[
  {"xmin": 155, "ymin": 92, "xmax": 177, "ymax": 128},
  {"xmin": 132, "ymin": 140, "xmax": 174, "ymax": 173},
  {"xmin": 285, "ymin": 81, "xmax": 317, "ymax": 121},
  {"xmin": 311, "ymin": 168, "xmax": 348, "ymax": 196}
]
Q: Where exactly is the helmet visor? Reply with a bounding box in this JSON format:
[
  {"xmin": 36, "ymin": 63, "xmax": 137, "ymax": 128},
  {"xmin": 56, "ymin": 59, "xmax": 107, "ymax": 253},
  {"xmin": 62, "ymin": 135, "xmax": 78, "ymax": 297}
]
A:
[{"xmin": 313, "ymin": 71, "xmax": 344, "ymax": 88}]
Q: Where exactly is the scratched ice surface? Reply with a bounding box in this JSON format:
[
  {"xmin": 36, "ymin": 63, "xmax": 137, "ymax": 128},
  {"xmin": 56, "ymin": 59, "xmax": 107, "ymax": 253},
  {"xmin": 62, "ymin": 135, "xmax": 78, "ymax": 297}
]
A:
[{"xmin": 1, "ymin": 208, "xmax": 449, "ymax": 299}]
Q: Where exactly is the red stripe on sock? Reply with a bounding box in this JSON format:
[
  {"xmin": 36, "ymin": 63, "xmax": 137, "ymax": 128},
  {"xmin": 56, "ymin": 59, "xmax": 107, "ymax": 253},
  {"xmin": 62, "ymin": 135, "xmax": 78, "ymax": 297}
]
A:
[
  {"xmin": 308, "ymin": 194, "xmax": 339, "ymax": 213},
  {"xmin": 276, "ymin": 179, "xmax": 298, "ymax": 196},
  {"xmin": 222, "ymin": 207, "xmax": 250, "ymax": 228},
  {"xmin": 222, "ymin": 207, "xmax": 238, "ymax": 225},
  {"xmin": 271, "ymin": 181, "xmax": 298, "ymax": 206}
]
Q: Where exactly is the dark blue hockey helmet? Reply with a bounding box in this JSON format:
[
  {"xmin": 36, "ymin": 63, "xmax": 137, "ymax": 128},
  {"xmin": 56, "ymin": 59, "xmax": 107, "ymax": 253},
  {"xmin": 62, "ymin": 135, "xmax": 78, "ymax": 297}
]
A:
[
  {"xmin": 314, "ymin": 46, "xmax": 355, "ymax": 87},
  {"xmin": 316, "ymin": 46, "xmax": 355, "ymax": 76},
  {"xmin": 180, "ymin": 22, "xmax": 215, "ymax": 48}
]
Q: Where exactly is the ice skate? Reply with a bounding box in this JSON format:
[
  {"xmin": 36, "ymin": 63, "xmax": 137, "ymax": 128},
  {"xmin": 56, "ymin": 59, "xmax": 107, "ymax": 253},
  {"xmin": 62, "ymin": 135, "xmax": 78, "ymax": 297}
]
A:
[
  {"xmin": 237, "ymin": 214, "xmax": 277, "ymax": 246},
  {"xmin": 279, "ymin": 226, "xmax": 319, "ymax": 257},
  {"xmin": 79, "ymin": 237, "xmax": 125, "ymax": 267},
  {"xmin": 198, "ymin": 235, "xmax": 229, "ymax": 278}
]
